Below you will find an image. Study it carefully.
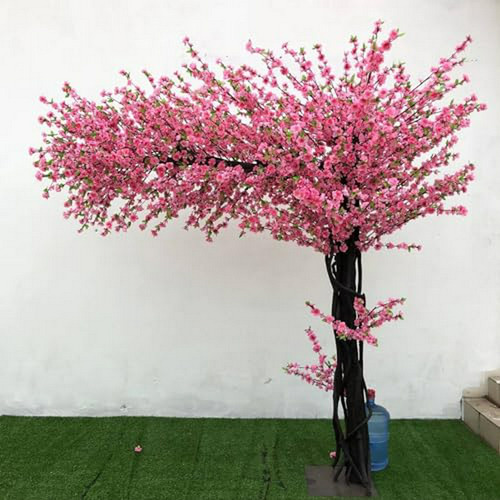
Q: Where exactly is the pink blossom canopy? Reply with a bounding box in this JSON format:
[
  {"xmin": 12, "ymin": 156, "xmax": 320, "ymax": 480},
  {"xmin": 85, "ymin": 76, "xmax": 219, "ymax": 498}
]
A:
[{"xmin": 32, "ymin": 21, "xmax": 485, "ymax": 254}]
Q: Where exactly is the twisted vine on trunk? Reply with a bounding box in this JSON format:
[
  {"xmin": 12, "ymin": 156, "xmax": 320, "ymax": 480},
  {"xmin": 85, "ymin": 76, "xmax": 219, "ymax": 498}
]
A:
[{"xmin": 325, "ymin": 231, "xmax": 373, "ymax": 495}]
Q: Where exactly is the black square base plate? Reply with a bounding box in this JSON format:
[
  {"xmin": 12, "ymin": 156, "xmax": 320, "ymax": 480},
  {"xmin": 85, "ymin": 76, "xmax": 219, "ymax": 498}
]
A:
[{"xmin": 305, "ymin": 465, "xmax": 378, "ymax": 497}]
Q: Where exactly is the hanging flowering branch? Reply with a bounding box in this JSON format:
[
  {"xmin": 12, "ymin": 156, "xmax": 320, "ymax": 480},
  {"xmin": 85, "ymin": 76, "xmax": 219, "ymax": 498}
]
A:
[{"xmin": 284, "ymin": 297, "xmax": 405, "ymax": 390}]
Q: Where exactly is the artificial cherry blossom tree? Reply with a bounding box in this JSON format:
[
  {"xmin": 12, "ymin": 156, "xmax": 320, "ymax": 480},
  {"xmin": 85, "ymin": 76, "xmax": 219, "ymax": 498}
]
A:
[{"xmin": 31, "ymin": 21, "xmax": 484, "ymax": 494}]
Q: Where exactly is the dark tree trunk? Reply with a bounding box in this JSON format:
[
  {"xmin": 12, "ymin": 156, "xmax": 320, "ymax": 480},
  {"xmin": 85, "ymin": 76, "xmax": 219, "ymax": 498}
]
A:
[{"xmin": 325, "ymin": 233, "xmax": 373, "ymax": 495}]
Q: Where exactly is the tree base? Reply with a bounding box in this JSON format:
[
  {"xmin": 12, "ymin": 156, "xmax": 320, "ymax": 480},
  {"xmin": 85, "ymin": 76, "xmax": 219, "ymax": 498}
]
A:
[{"xmin": 305, "ymin": 465, "xmax": 378, "ymax": 497}]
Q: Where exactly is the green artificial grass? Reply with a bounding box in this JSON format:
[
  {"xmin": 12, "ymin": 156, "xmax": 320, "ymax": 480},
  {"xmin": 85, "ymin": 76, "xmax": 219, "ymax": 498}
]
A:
[{"xmin": 0, "ymin": 417, "xmax": 498, "ymax": 500}]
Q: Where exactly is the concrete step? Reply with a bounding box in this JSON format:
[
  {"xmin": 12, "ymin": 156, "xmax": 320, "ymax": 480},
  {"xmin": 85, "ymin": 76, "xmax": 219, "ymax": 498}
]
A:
[
  {"xmin": 463, "ymin": 397, "xmax": 500, "ymax": 453},
  {"xmin": 488, "ymin": 376, "xmax": 500, "ymax": 407}
]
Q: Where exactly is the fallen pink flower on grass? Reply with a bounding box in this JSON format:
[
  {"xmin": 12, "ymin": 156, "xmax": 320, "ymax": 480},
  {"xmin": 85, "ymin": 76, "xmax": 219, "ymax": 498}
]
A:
[{"xmin": 134, "ymin": 445, "xmax": 142, "ymax": 453}]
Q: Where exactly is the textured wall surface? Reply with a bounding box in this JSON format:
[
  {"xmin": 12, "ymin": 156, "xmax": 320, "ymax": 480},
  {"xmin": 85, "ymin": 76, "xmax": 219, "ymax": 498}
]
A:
[{"xmin": 1, "ymin": 0, "xmax": 499, "ymax": 418}]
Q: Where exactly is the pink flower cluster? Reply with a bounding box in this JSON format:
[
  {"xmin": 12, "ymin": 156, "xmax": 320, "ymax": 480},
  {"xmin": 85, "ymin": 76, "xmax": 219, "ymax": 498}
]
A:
[
  {"xmin": 31, "ymin": 22, "xmax": 484, "ymax": 253},
  {"xmin": 284, "ymin": 296, "xmax": 405, "ymax": 391},
  {"xmin": 307, "ymin": 296, "xmax": 405, "ymax": 346},
  {"xmin": 284, "ymin": 326, "xmax": 337, "ymax": 392}
]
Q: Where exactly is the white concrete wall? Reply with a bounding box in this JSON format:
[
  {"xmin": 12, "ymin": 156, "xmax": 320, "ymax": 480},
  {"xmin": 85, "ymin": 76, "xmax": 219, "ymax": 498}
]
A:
[{"xmin": 1, "ymin": 0, "xmax": 499, "ymax": 418}]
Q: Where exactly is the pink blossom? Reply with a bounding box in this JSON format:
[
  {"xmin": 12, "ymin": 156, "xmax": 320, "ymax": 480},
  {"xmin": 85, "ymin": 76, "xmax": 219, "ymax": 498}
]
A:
[
  {"xmin": 307, "ymin": 329, "xmax": 317, "ymax": 342},
  {"xmin": 388, "ymin": 29, "xmax": 399, "ymax": 41}
]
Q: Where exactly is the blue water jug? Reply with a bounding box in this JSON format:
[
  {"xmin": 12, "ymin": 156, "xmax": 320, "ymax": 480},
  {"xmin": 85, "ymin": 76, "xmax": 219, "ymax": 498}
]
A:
[{"xmin": 366, "ymin": 389, "xmax": 390, "ymax": 471}]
